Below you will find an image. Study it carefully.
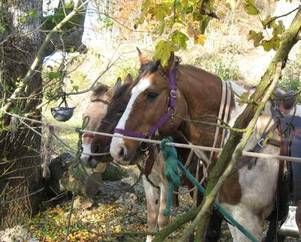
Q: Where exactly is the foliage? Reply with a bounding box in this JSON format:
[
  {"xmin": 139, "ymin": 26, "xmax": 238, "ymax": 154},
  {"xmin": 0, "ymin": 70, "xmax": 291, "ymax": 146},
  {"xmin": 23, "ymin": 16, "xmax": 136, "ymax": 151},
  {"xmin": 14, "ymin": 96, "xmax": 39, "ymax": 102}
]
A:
[
  {"xmin": 137, "ymin": 0, "xmax": 217, "ymax": 66},
  {"xmin": 27, "ymin": 201, "xmax": 145, "ymax": 242},
  {"xmin": 43, "ymin": 2, "xmax": 83, "ymax": 31},
  {"xmin": 102, "ymin": 164, "xmax": 128, "ymax": 181},
  {"xmin": 116, "ymin": 64, "xmax": 138, "ymax": 83},
  {"xmin": 42, "ymin": 69, "xmax": 65, "ymax": 102},
  {"xmin": 19, "ymin": 9, "xmax": 39, "ymax": 24},
  {"xmin": 245, "ymin": 0, "xmax": 297, "ymax": 51},
  {"xmin": 136, "ymin": 0, "xmax": 299, "ymax": 65},
  {"xmin": 279, "ymin": 59, "xmax": 301, "ymax": 102},
  {"xmin": 0, "ymin": 8, "xmax": 9, "ymax": 34}
]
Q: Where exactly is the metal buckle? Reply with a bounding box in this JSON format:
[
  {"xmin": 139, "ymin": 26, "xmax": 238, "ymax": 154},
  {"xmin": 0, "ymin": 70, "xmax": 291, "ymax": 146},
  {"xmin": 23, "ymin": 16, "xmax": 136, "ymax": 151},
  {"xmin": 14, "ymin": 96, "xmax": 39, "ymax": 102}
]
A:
[
  {"xmin": 168, "ymin": 107, "xmax": 175, "ymax": 115},
  {"xmin": 257, "ymin": 137, "xmax": 265, "ymax": 148},
  {"xmin": 170, "ymin": 89, "xmax": 177, "ymax": 98}
]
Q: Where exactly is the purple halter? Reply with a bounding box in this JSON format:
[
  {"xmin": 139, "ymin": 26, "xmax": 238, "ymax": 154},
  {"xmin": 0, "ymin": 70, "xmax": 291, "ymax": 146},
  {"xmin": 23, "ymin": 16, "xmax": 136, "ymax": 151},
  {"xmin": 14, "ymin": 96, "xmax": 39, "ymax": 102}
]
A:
[{"xmin": 114, "ymin": 67, "xmax": 177, "ymax": 138}]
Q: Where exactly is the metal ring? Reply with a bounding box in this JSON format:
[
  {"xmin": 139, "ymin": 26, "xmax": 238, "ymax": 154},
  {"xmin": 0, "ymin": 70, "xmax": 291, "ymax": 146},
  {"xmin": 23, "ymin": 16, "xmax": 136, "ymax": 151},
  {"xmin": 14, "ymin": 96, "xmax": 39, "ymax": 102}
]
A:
[
  {"xmin": 168, "ymin": 107, "xmax": 175, "ymax": 115},
  {"xmin": 170, "ymin": 89, "xmax": 177, "ymax": 98}
]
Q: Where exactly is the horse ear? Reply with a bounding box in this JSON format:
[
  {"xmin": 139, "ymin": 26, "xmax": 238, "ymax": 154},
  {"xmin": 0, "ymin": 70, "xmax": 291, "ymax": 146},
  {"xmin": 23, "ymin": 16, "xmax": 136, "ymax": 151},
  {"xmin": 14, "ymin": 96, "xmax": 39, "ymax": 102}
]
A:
[
  {"xmin": 165, "ymin": 51, "xmax": 177, "ymax": 72},
  {"xmin": 112, "ymin": 77, "xmax": 122, "ymax": 95},
  {"xmin": 137, "ymin": 47, "xmax": 150, "ymax": 65},
  {"xmin": 124, "ymin": 73, "xmax": 133, "ymax": 84}
]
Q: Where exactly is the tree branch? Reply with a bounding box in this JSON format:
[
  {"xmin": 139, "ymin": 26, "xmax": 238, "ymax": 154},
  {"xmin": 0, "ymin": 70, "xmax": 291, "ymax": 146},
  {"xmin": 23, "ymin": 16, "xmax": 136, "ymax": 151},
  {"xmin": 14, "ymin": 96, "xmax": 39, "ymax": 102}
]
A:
[
  {"xmin": 65, "ymin": 57, "xmax": 119, "ymax": 96},
  {"xmin": 0, "ymin": 0, "xmax": 89, "ymax": 118},
  {"xmin": 263, "ymin": 5, "xmax": 300, "ymax": 27}
]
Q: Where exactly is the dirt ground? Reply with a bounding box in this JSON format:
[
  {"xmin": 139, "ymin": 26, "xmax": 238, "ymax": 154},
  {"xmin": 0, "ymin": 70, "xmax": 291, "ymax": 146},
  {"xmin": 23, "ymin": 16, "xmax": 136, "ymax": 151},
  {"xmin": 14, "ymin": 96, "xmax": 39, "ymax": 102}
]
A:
[{"xmin": 23, "ymin": 174, "xmax": 301, "ymax": 242}]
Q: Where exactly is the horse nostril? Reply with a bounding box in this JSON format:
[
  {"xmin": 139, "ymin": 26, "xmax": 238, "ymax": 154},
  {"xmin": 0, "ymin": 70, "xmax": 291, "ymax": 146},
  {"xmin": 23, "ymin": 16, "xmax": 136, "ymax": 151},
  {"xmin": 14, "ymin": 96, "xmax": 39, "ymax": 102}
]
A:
[{"xmin": 118, "ymin": 146, "xmax": 125, "ymax": 158}]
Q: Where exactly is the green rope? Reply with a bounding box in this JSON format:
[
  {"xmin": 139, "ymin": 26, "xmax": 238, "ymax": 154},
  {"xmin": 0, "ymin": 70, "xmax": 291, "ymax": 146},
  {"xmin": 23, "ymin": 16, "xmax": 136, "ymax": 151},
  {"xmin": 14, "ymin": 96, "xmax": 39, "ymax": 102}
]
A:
[
  {"xmin": 160, "ymin": 137, "xmax": 259, "ymax": 242},
  {"xmin": 160, "ymin": 138, "xmax": 181, "ymax": 216}
]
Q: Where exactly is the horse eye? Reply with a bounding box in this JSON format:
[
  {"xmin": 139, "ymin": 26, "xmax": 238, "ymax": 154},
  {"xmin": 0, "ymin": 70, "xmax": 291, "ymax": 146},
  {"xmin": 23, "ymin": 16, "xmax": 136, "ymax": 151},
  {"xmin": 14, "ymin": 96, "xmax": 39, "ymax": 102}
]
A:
[{"xmin": 146, "ymin": 92, "xmax": 159, "ymax": 100}]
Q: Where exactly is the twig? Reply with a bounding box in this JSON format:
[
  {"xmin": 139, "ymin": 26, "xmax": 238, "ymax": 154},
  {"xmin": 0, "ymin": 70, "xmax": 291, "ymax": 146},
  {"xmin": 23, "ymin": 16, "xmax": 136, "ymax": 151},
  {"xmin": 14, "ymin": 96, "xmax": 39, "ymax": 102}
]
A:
[
  {"xmin": 0, "ymin": 187, "xmax": 45, "ymax": 205},
  {"xmin": 65, "ymin": 57, "xmax": 119, "ymax": 96},
  {"xmin": 263, "ymin": 5, "xmax": 301, "ymax": 27},
  {"xmin": 65, "ymin": 193, "xmax": 75, "ymax": 242}
]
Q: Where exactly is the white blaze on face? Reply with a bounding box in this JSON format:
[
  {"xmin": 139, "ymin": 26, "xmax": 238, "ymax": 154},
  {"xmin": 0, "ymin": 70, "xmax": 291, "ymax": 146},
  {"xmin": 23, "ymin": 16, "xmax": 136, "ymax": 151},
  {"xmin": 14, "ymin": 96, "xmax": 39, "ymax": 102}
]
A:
[
  {"xmin": 80, "ymin": 143, "xmax": 91, "ymax": 162},
  {"xmin": 110, "ymin": 77, "xmax": 151, "ymax": 160},
  {"xmin": 80, "ymin": 135, "xmax": 94, "ymax": 165}
]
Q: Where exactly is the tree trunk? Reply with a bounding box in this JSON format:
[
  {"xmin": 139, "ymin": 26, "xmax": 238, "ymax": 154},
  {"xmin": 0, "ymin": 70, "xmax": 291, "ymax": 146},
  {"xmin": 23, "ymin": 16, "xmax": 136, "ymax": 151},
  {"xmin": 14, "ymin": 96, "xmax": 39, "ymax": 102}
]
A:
[{"xmin": 0, "ymin": 0, "xmax": 43, "ymax": 229}]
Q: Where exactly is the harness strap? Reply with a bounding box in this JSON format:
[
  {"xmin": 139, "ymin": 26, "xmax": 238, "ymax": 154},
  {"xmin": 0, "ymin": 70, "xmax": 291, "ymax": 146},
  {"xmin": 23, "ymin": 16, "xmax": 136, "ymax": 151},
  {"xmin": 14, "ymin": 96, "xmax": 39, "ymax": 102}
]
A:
[
  {"xmin": 209, "ymin": 81, "xmax": 232, "ymax": 162},
  {"xmin": 220, "ymin": 82, "xmax": 232, "ymax": 146},
  {"xmin": 237, "ymin": 118, "xmax": 278, "ymax": 169},
  {"xmin": 209, "ymin": 81, "xmax": 227, "ymax": 161}
]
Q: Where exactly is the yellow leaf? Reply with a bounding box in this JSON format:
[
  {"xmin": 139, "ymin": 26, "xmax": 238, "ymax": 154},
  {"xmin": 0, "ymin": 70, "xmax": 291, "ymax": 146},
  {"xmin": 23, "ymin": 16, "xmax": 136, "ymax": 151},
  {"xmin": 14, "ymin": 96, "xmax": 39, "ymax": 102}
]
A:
[{"xmin": 195, "ymin": 34, "xmax": 206, "ymax": 45}]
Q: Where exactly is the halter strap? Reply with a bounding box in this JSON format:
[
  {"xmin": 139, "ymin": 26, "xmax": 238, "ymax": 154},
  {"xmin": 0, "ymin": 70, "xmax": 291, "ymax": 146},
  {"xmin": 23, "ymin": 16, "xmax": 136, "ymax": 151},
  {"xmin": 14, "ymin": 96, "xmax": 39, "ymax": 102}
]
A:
[
  {"xmin": 90, "ymin": 98, "xmax": 110, "ymax": 105},
  {"xmin": 115, "ymin": 67, "xmax": 177, "ymax": 138}
]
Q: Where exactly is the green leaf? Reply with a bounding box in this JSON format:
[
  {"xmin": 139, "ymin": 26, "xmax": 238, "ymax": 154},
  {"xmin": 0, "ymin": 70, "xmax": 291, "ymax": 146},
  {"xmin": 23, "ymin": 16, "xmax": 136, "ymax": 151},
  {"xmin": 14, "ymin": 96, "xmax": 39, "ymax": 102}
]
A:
[
  {"xmin": 170, "ymin": 30, "xmax": 189, "ymax": 50},
  {"xmin": 28, "ymin": 9, "xmax": 38, "ymax": 18},
  {"xmin": 154, "ymin": 40, "xmax": 174, "ymax": 67},
  {"xmin": 72, "ymin": 85, "xmax": 79, "ymax": 92},
  {"xmin": 243, "ymin": 0, "xmax": 259, "ymax": 15},
  {"xmin": 141, "ymin": 0, "xmax": 152, "ymax": 12},
  {"xmin": 154, "ymin": 3, "xmax": 171, "ymax": 20},
  {"xmin": 262, "ymin": 40, "xmax": 273, "ymax": 51},
  {"xmin": 238, "ymin": 92, "xmax": 250, "ymax": 105},
  {"xmin": 157, "ymin": 20, "xmax": 165, "ymax": 35},
  {"xmin": 262, "ymin": 36, "xmax": 280, "ymax": 51},
  {"xmin": 272, "ymin": 20, "xmax": 285, "ymax": 36},
  {"xmin": 47, "ymin": 71, "xmax": 62, "ymax": 80},
  {"xmin": 248, "ymin": 30, "xmax": 264, "ymax": 47}
]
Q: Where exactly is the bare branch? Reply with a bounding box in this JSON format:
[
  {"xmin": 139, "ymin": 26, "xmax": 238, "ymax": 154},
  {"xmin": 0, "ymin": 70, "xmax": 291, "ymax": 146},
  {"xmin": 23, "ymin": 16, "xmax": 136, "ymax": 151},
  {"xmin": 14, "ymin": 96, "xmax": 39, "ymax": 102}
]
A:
[
  {"xmin": 65, "ymin": 57, "xmax": 119, "ymax": 96},
  {"xmin": 263, "ymin": 5, "xmax": 301, "ymax": 27}
]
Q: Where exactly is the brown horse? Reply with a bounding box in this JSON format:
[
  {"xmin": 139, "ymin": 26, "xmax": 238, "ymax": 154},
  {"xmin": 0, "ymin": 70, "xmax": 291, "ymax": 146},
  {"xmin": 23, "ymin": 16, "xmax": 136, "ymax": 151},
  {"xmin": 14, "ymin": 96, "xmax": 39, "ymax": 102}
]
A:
[
  {"xmin": 80, "ymin": 81, "xmax": 121, "ymax": 169},
  {"xmin": 109, "ymin": 51, "xmax": 284, "ymax": 241},
  {"xmin": 91, "ymin": 72, "xmax": 224, "ymax": 242}
]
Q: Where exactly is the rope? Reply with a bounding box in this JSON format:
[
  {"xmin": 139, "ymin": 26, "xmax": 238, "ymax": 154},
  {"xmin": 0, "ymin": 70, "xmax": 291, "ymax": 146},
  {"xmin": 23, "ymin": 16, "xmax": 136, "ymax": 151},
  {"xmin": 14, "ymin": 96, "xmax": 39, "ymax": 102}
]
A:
[
  {"xmin": 5, "ymin": 111, "xmax": 301, "ymax": 163},
  {"xmin": 160, "ymin": 138, "xmax": 259, "ymax": 242}
]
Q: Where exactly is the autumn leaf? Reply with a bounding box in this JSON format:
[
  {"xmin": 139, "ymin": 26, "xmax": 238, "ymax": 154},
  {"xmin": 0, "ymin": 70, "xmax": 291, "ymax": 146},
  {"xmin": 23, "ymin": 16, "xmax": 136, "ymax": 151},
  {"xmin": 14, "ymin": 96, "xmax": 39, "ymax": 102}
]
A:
[
  {"xmin": 195, "ymin": 34, "xmax": 206, "ymax": 45},
  {"xmin": 248, "ymin": 30, "xmax": 264, "ymax": 47}
]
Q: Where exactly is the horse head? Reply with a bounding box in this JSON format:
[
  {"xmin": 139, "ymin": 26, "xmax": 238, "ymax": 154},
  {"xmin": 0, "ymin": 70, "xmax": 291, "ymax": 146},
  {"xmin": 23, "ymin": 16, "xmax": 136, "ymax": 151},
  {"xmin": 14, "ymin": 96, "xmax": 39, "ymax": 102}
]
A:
[
  {"xmin": 89, "ymin": 74, "xmax": 134, "ymax": 165},
  {"xmin": 110, "ymin": 51, "xmax": 193, "ymax": 164}
]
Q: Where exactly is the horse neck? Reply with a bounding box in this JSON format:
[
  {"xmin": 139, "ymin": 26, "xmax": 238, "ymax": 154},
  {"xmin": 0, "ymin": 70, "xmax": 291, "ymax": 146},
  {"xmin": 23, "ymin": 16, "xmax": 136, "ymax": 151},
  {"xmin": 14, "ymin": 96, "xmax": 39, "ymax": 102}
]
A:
[{"xmin": 176, "ymin": 65, "xmax": 223, "ymax": 146}]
